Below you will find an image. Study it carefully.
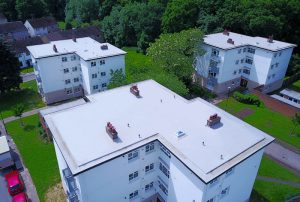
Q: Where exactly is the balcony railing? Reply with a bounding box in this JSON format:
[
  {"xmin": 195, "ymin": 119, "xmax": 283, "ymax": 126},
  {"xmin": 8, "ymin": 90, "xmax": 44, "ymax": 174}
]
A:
[
  {"xmin": 210, "ymin": 55, "xmax": 221, "ymax": 63},
  {"xmin": 63, "ymin": 168, "xmax": 80, "ymax": 202},
  {"xmin": 207, "ymin": 77, "xmax": 218, "ymax": 87},
  {"xmin": 209, "ymin": 66, "xmax": 219, "ymax": 74}
]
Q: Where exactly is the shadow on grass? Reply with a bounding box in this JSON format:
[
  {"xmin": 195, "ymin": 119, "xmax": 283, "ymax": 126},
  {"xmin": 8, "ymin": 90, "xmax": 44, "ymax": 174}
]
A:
[
  {"xmin": 23, "ymin": 124, "xmax": 36, "ymax": 132},
  {"xmin": 289, "ymin": 85, "xmax": 300, "ymax": 93},
  {"xmin": 250, "ymin": 189, "xmax": 269, "ymax": 202}
]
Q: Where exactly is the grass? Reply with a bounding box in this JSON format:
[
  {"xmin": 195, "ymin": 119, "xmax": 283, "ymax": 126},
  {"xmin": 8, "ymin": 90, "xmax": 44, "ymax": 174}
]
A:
[
  {"xmin": 0, "ymin": 80, "xmax": 45, "ymax": 119},
  {"xmin": 218, "ymin": 97, "xmax": 300, "ymax": 149},
  {"xmin": 6, "ymin": 114, "xmax": 60, "ymax": 201},
  {"xmin": 20, "ymin": 67, "xmax": 34, "ymax": 74},
  {"xmin": 57, "ymin": 21, "xmax": 66, "ymax": 30},
  {"xmin": 289, "ymin": 80, "xmax": 300, "ymax": 92}
]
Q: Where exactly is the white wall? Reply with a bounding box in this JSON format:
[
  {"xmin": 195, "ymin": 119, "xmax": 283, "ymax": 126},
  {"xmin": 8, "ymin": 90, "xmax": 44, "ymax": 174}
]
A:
[{"xmin": 24, "ymin": 21, "xmax": 48, "ymax": 37}]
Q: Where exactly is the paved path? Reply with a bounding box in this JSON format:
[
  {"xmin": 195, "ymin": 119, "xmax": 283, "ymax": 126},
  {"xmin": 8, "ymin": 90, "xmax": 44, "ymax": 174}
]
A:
[
  {"xmin": 21, "ymin": 72, "xmax": 35, "ymax": 82},
  {"xmin": 265, "ymin": 142, "xmax": 300, "ymax": 176},
  {"xmin": 256, "ymin": 176, "xmax": 300, "ymax": 188},
  {"xmin": 3, "ymin": 107, "xmax": 47, "ymax": 124}
]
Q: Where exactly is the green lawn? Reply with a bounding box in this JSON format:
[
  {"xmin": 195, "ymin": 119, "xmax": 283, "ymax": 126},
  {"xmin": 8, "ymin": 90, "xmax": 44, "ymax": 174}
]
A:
[
  {"xmin": 20, "ymin": 67, "xmax": 34, "ymax": 74},
  {"xmin": 57, "ymin": 21, "xmax": 66, "ymax": 30},
  {"xmin": 0, "ymin": 80, "xmax": 45, "ymax": 119},
  {"xmin": 218, "ymin": 97, "xmax": 300, "ymax": 149},
  {"xmin": 6, "ymin": 114, "xmax": 60, "ymax": 201}
]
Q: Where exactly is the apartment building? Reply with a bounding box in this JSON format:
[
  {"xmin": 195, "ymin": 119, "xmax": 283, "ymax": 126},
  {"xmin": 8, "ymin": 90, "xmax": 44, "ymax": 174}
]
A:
[
  {"xmin": 42, "ymin": 80, "xmax": 274, "ymax": 202},
  {"xmin": 27, "ymin": 37, "xmax": 126, "ymax": 104},
  {"xmin": 195, "ymin": 30, "xmax": 296, "ymax": 94}
]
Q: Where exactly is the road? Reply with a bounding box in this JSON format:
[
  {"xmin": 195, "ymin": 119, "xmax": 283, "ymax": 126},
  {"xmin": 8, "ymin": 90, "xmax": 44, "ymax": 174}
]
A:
[{"xmin": 21, "ymin": 72, "xmax": 35, "ymax": 82}]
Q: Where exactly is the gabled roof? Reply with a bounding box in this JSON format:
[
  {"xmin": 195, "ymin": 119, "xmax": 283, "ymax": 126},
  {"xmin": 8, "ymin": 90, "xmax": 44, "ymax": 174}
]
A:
[
  {"xmin": 0, "ymin": 21, "xmax": 27, "ymax": 34},
  {"xmin": 27, "ymin": 17, "xmax": 57, "ymax": 29},
  {"xmin": 45, "ymin": 26, "xmax": 103, "ymax": 43},
  {"xmin": 10, "ymin": 36, "xmax": 45, "ymax": 54}
]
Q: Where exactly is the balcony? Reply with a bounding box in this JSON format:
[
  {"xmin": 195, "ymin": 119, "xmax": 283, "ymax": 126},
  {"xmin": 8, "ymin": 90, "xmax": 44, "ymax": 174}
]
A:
[
  {"xmin": 207, "ymin": 77, "xmax": 218, "ymax": 87},
  {"xmin": 209, "ymin": 66, "xmax": 219, "ymax": 74},
  {"xmin": 210, "ymin": 55, "xmax": 221, "ymax": 63}
]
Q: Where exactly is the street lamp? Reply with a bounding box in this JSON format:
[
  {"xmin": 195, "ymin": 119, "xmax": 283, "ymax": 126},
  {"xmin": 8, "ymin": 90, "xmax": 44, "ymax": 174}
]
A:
[{"xmin": 225, "ymin": 82, "xmax": 235, "ymax": 111}]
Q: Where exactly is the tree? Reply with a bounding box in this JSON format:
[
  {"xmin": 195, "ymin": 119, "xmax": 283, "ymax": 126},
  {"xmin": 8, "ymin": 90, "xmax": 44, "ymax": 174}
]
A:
[
  {"xmin": 15, "ymin": 0, "xmax": 47, "ymax": 20},
  {"xmin": 44, "ymin": 0, "xmax": 66, "ymax": 20},
  {"xmin": 0, "ymin": 40, "xmax": 22, "ymax": 94},
  {"xmin": 65, "ymin": 0, "xmax": 99, "ymax": 24},
  {"xmin": 12, "ymin": 104, "xmax": 25, "ymax": 126},
  {"xmin": 0, "ymin": 0, "xmax": 17, "ymax": 20},
  {"xmin": 290, "ymin": 113, "xmax": 300, "ymax": 136},
  {"xmin": 161, "ymin": 0, "xmax": 200, "ymax": 33},
  {"xmin": 147, "ymin": 28, "xmax": 204, "ymax": 85},
  {"xmin": 108, "ymin": 69, "xmax": 127, "ymax": 89},
  {"xmin": 287, "ymin": 54, "xmax": 300, "ymax": 77}
]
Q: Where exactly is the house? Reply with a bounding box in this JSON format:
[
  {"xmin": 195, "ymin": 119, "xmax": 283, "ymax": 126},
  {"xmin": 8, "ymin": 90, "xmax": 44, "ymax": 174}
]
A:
[
  {"xmin": 27, "ymin": 37, "xmax": 126, "ymax": 104},
  {"xmin": 24, "ymin": 17, "xmax": 59, "ymax": 37},
  {"xmin": 44, "ymin": 26, "xmax": 103, "ymax": 43},
  {"xmin": 10, "ymin": 36, "xmax": 44, "ymax": 68},
  {"xmin": 0, "ymin": 136, "xmax": 13, "ymax": 169},
  {"xmin": 42, "ymin": 79, "xmax": 274, "ymax": 202},
  {"xmin": 271, "ymin": 89, "xmax": 300, "ymax": 109},
  {"xmin": 0, "ymin": 21, "xmax": 29, "ymax": 41},
  {"xmin": 0, "ymin": 13, "xmax": 7, "ymax": 24},
  {"xmin": 195, "ymin": 30, "xmax": 296, "ymax": 94}
]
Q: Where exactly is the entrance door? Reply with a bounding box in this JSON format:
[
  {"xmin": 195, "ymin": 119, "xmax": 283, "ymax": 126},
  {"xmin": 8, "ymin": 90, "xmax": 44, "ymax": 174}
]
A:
[{"xmin": 240, "ymin": 78, "xmax": 248, "ymax": 88}]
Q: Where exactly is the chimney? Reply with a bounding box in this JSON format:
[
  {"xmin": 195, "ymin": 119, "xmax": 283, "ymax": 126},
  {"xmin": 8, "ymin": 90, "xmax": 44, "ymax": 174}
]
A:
[
  {"xmin": 268, "ymin": 35, "xmax": 273, "ymax": 43},
  {"xmin": 72, "ymin": 37, "xmax": 76, "ymax": 42},
  {"xmin": 130, "ymin": 85, "xmax": 140, "ymax": 97},
  {"xmin": 227, "ymin": 38, "xmax": 234, "ymax": 45},
  {"xmin": 106, "ymin": 122, "xmax": 118, "ymax": 140},
  {"xmin": 53, "ymin": 44, "xmax": 58, "ymax": 53},
  {"xmin": 101, "ymin": 44, "xmax": 108, "ymax": 50},
  {"xmin": 223, "ymin": 29, "xmax": 230, "ymax": 36},
  {"xmin": 207, "ymin": 113, "xmax": 221, "ymax": 127}
]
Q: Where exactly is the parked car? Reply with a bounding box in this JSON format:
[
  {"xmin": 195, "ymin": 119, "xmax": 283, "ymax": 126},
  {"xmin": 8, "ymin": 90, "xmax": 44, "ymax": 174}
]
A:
[
  {"xmin": 12, "ymin": 192, "xmax": 29, "ymax": 202},
  {"xmin": 5, "ymin": 170, "xmax": 24, "ymax": 195}
]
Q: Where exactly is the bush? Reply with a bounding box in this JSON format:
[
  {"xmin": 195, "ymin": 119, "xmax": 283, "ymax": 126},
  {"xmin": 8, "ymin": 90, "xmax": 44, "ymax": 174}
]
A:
[
  {"xmin": 189, "ymin": 84, "xmax": 217, "ymax": 100},
  {"xmin": 233, "ymin": 91, "xmax": 261, "ymax": 106}
]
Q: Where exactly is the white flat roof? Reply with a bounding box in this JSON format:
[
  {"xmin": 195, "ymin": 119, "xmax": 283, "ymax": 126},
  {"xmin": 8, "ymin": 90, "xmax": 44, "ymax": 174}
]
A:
[
  {"xmin": 27, "ymin": 37, "xmax": 126, "ymax": 60},
  {"xmin": 280, "ymin": 89, "xmax": 300, "ymax": 100},
  {"xmin": 204, "ymin": 32, "xmax": 296, "ymax": 51},
  {"xmin": 45, "ymin": 80, "xmax": 273, "ymax": 182},
  {"xmin": 0, "ymin": 136, "xmax": 9, "ymax": 154}
]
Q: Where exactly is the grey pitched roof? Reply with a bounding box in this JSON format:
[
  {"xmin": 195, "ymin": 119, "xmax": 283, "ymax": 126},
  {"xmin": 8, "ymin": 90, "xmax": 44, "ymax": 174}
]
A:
[
  {"xmin": 27, "ymin": 17, "xmax": 57, "ymax": 29},
  {"xmin": 0, "ymin": 21, "xmax": 27, "ymax": 34},
  {"xmin": 10, "ymin": 36, "xmax": 45, "ymax": 54}
]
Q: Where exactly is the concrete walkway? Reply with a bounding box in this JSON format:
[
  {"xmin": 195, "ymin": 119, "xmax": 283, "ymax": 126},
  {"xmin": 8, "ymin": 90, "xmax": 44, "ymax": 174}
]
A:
[
  {"xmin": 21, "ymin": 72, "xmax": 35, "ymax": 82},
  {"xmin": 3, "ymin": 107, "xmax": 47, "ymax": 124},
  {"xmin": 256, "ymin": 176, "xmax": 300, "ymax": 188},
  {"xmin": 265, "ymin": 142, "xmax": 300, "ymax": 176}
]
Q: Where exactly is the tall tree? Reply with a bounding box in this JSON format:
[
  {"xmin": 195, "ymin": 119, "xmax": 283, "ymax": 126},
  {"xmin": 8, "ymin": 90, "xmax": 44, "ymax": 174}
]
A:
[
  {"xmin": 44, "ymin": 0, "xmax": 66, "ymax": 20},
  {"xmin": 15, "ymin": 0, "xmax": 47, "ymax": 20},
  {"xmin": 161, "ymin": 0, "xmax": 200, "ymax": 33},
  {"xmin": 147, "ymin": 28, "xmax": 204, "ymax": 85},
  {"xmin": 0, "ymin": 0, "xmax": 17, "ymax": 20},
  {"xmin": 12, "ymin": 104, "xmax": 25, "ymax": 126},
  {"xmin": 0, "ymin": 40, "xmax": 21, "ymax": 94},
  {"xmin": 290, "ymin": 113, "xmax": 300, "ymax": 136},
  {"xmin": 287, "ymin": 54, "xmax": 300, "ymax": 77},
  {"xmin": 108, "ymin": 69, "xmax": 127, "ymax": 89}
]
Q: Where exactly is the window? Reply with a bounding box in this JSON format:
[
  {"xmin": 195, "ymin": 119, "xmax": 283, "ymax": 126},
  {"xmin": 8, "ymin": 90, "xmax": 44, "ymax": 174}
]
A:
[
  {"xmin": 211, "ymin": 49, "xmax": 219, "ymax": 56},
  {"xmin": 74, "ymin": 77, "xmax": 79, "ymax": 83},
  {"xmin": 92, "ymin": 73, "xmax": 97, "ymax": 79},
  {"xmin": 238, "ymin": 69, "xmax": 242, "ymax": 74},
  {"xmin": 66, "ymin": 89, "xmax": 72, "ymax": 94},
  {"xmin": 71, "ymin": 55, "xmax": 76, "ymax": 61},
  {"xmin": 233, "ymin": 70, "xmax": 237, "ymax": 75},
  {"xmin": 93, "ymin": 85, "xmax": 98, "ymax": 90},
  {"xmin": 243, "ymin": 69, "xmax": 250, "ymax": 75},
  {"xmin": 129, "ymin": 171, "xmax": 138, "ymax": 181},
  {"xmin": 100, "ymin": 60, "xmax": 105, "ymax": 65},
  {"xmin": 145, "ymin": 163, "xmax": 154, "ymax": 173},
  {"xmin": 63, "ymin": 68, "xmax": 69, "ymax": 73},
  {"xmin": 206, "ymin": 197, "xmax": 215, "ymax": 202},
  {"xmin": 62, "ymin": 57, "xmax": 67, "ymax": 62},
  {"xmin": 271, "ymin": 64, "xmax": 274, "ymax": 69},
  {"xmin": 160, "ymin": 145, "xmax": 171, "ymax": 158},
  {"xmin": 225, "ymin": 168, "xmax": 234, "ymax": 177},
  {"xmin": 241, "ymin": 59, "xmax": 244, "ymax": 63},
  {"xmin": 145, "ymin": 182, "xmax": 154, "ymax": 191},
  {"xmin": 279, "ymin": 52, "xmax": 282, "ymax": 56},
  {"xmin": 72, "ymin": 66, "xmax": 77, "ymax": 72},
  {"xmin": 65, "ymin": 79, "xmax": 70, "ymax": 84},
  {"xmin": 238, "ymin": 49, "xmax": 241, "ymax": 54},
  {"xmin": 272, "ymin": 74, "xmax": 275, "ymax": 78},
  {"xmin": 128, "ymin": 150, "xmax": 139, "ymax": 161},
  {"xmin": 274, "ymin": 53, "xmax": 277, "ymax": 57},
  {"xmin": 91, "ymin": 61, "xmax": 96, "ymax": 67},
  {"xmin": 243, "ymin": 47, "xmax": 246, "ymax": 52},
  {"xmin": 276, "ymin": 62, "xmax": 279, "ymax": 67},
  {"xmin": 235, "ymin": 60, "xmax": 239, "ymax": 65},
  {"xmin": 74, "ymin": 87, "xmax": 81, "ymax": 93},
  {"xmin": 245, "ymin": 58, "xmax": 253, "ymax": 65},
  {"xmin": 102, "ymin": 83, "xmax": 107, "ymax": 88},
  {"xmin": 145, "ymin": 142, "xmax": 155, "ymax": 153},
  {"xmin": 101, "ymin": 72, "xmax": 106, "ymax": 76},
  {"xmin": 268, "ymin": 76, "xmax": 271, "ymax": 80},
  {"xmin": 209, "ymin": 59, "xmax": 218, "ymax": 68},
  {"xmin": 220, "ymin": 187, "xmax": 230, "ymax": 198},
  {"xmin": 159, "ymin": 162, "xmax": 170, "ymax": 178},
  {"xmin": 209, "ymin": 71, "xmax": 217, "ymax": 77},
  {"xmin": 247, "ymin": 47, "xmax": 255, "ymax": 54},
  {"xmin": 129, "ymin": 190, "xmax": 138, "ymax": 200},
  {"xmin": 158, "ymin": 180, "xmax": 168, "ymax": 196}
]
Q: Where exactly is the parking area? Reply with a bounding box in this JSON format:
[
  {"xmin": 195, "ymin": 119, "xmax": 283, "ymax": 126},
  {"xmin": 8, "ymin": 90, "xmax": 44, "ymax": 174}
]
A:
[{"xmin": 0, "ymin": 169, "xmax": 12, "ymax": 202}]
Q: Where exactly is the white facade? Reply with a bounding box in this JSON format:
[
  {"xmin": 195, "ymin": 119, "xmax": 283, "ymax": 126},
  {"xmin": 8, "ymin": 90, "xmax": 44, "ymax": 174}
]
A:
[
  {"xmin": 196, "ymin": 31, "xmax": 296, "ymax": 94},
  {"xmin": 0, "ymin": 136, "xmax": 13, "ymax": 169},
  {"xmin": 43, "ymin": 80, "xmax": 274, "ymax": 202},
  {"xmin": 27, "ymin": 37, "xmax": 126, "ymax": 104}
]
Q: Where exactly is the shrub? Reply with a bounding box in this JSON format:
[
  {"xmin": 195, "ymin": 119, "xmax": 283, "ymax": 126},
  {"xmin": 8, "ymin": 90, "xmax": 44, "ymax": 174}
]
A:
[
  {"xmin": 189, "ymin": 84, "xmax": 217, "ymax": 100},
  {"xmin": 233, "ymin": 91, "xmax": 261, "ymax": 106}
]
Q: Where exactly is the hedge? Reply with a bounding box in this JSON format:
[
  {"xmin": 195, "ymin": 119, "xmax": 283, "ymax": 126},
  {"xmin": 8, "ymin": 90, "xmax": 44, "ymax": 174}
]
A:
[{"xmin": 233, "ymin": 91, "xmax": 261, "ymax": 106}]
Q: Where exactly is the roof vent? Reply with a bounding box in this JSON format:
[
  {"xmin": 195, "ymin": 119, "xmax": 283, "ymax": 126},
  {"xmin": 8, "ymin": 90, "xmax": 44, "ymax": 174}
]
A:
[
  {"xmin": 176, "ymin": 131, "xmax": 186, "ymax": 138},
  {"xmin": 223, "ymin": 29, "xmax": 230, "ymax": 36},
  {"xmin": 53, "ymin": 44, "xmax": 58, "ymax": 53},
  {"xmin": 106, "ymin": 122, "xmax": 118, "ymax": 140},
  {"xmin": 207, "ymin": 113, "xmax": 221, "ymax": 127},
  {"xmin": 268, "ymin": 35, "xmax": 273, "ymax": 43},
  {"xmin": 101, "ymin": 44, "xmax": 108, "ymax": 50},
  {"xmin": 227, "ymin": 38, "xmax": 234, "ymax": 45},
  {"xmin": 72, "ymin": 37, "xmax": 76, "ymax": 42},
  {"xmin": 130, "ymin": 85, "xmax": 140, "ymax": 97}
]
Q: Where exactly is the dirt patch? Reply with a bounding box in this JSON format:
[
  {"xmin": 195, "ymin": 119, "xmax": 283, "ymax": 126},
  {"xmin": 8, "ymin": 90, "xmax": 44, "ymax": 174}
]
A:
[
  {"xmin": 45, "ymin": 182, "xmax": 66, "ymax": 202},
  {"xmin": 236, "ymin": 108, "xmax": 255, "ymax": 119}
]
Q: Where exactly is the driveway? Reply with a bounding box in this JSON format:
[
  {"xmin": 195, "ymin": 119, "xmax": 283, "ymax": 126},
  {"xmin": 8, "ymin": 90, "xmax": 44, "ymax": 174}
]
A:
[
  {"xmin": 0, "ymin": 169, "xmax": 11, "ymax": 202},
  {"xmin": 21, "ymin": 72, "xmax": 35, "ymax": 82}
]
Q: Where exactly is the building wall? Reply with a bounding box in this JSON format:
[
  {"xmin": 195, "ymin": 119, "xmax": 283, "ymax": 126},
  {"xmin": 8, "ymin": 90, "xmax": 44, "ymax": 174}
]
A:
[
  {"xmin": 0, "ymin": 151, "xmax": 13, "ymax": 169},
  {"xmin": 18, "ymin": 52, "xmax": 32, "ymax": 68}
]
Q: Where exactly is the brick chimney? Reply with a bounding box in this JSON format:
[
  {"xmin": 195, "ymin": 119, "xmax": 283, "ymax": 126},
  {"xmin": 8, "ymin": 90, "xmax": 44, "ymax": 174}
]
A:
[
  {"xmin": 268, "ymin": 35, "xmax": 274, "ymax": 43},
  {"xmin": 223, "ymin": 29, "xmax": 230, "ymax": 36},
  {"xmin": 227, "ymin": 38, "xmax": 234, "ymax": 45},
  {"xmin": 53, "ymin": 44, "xmax": 58, "ymax": 52}
]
